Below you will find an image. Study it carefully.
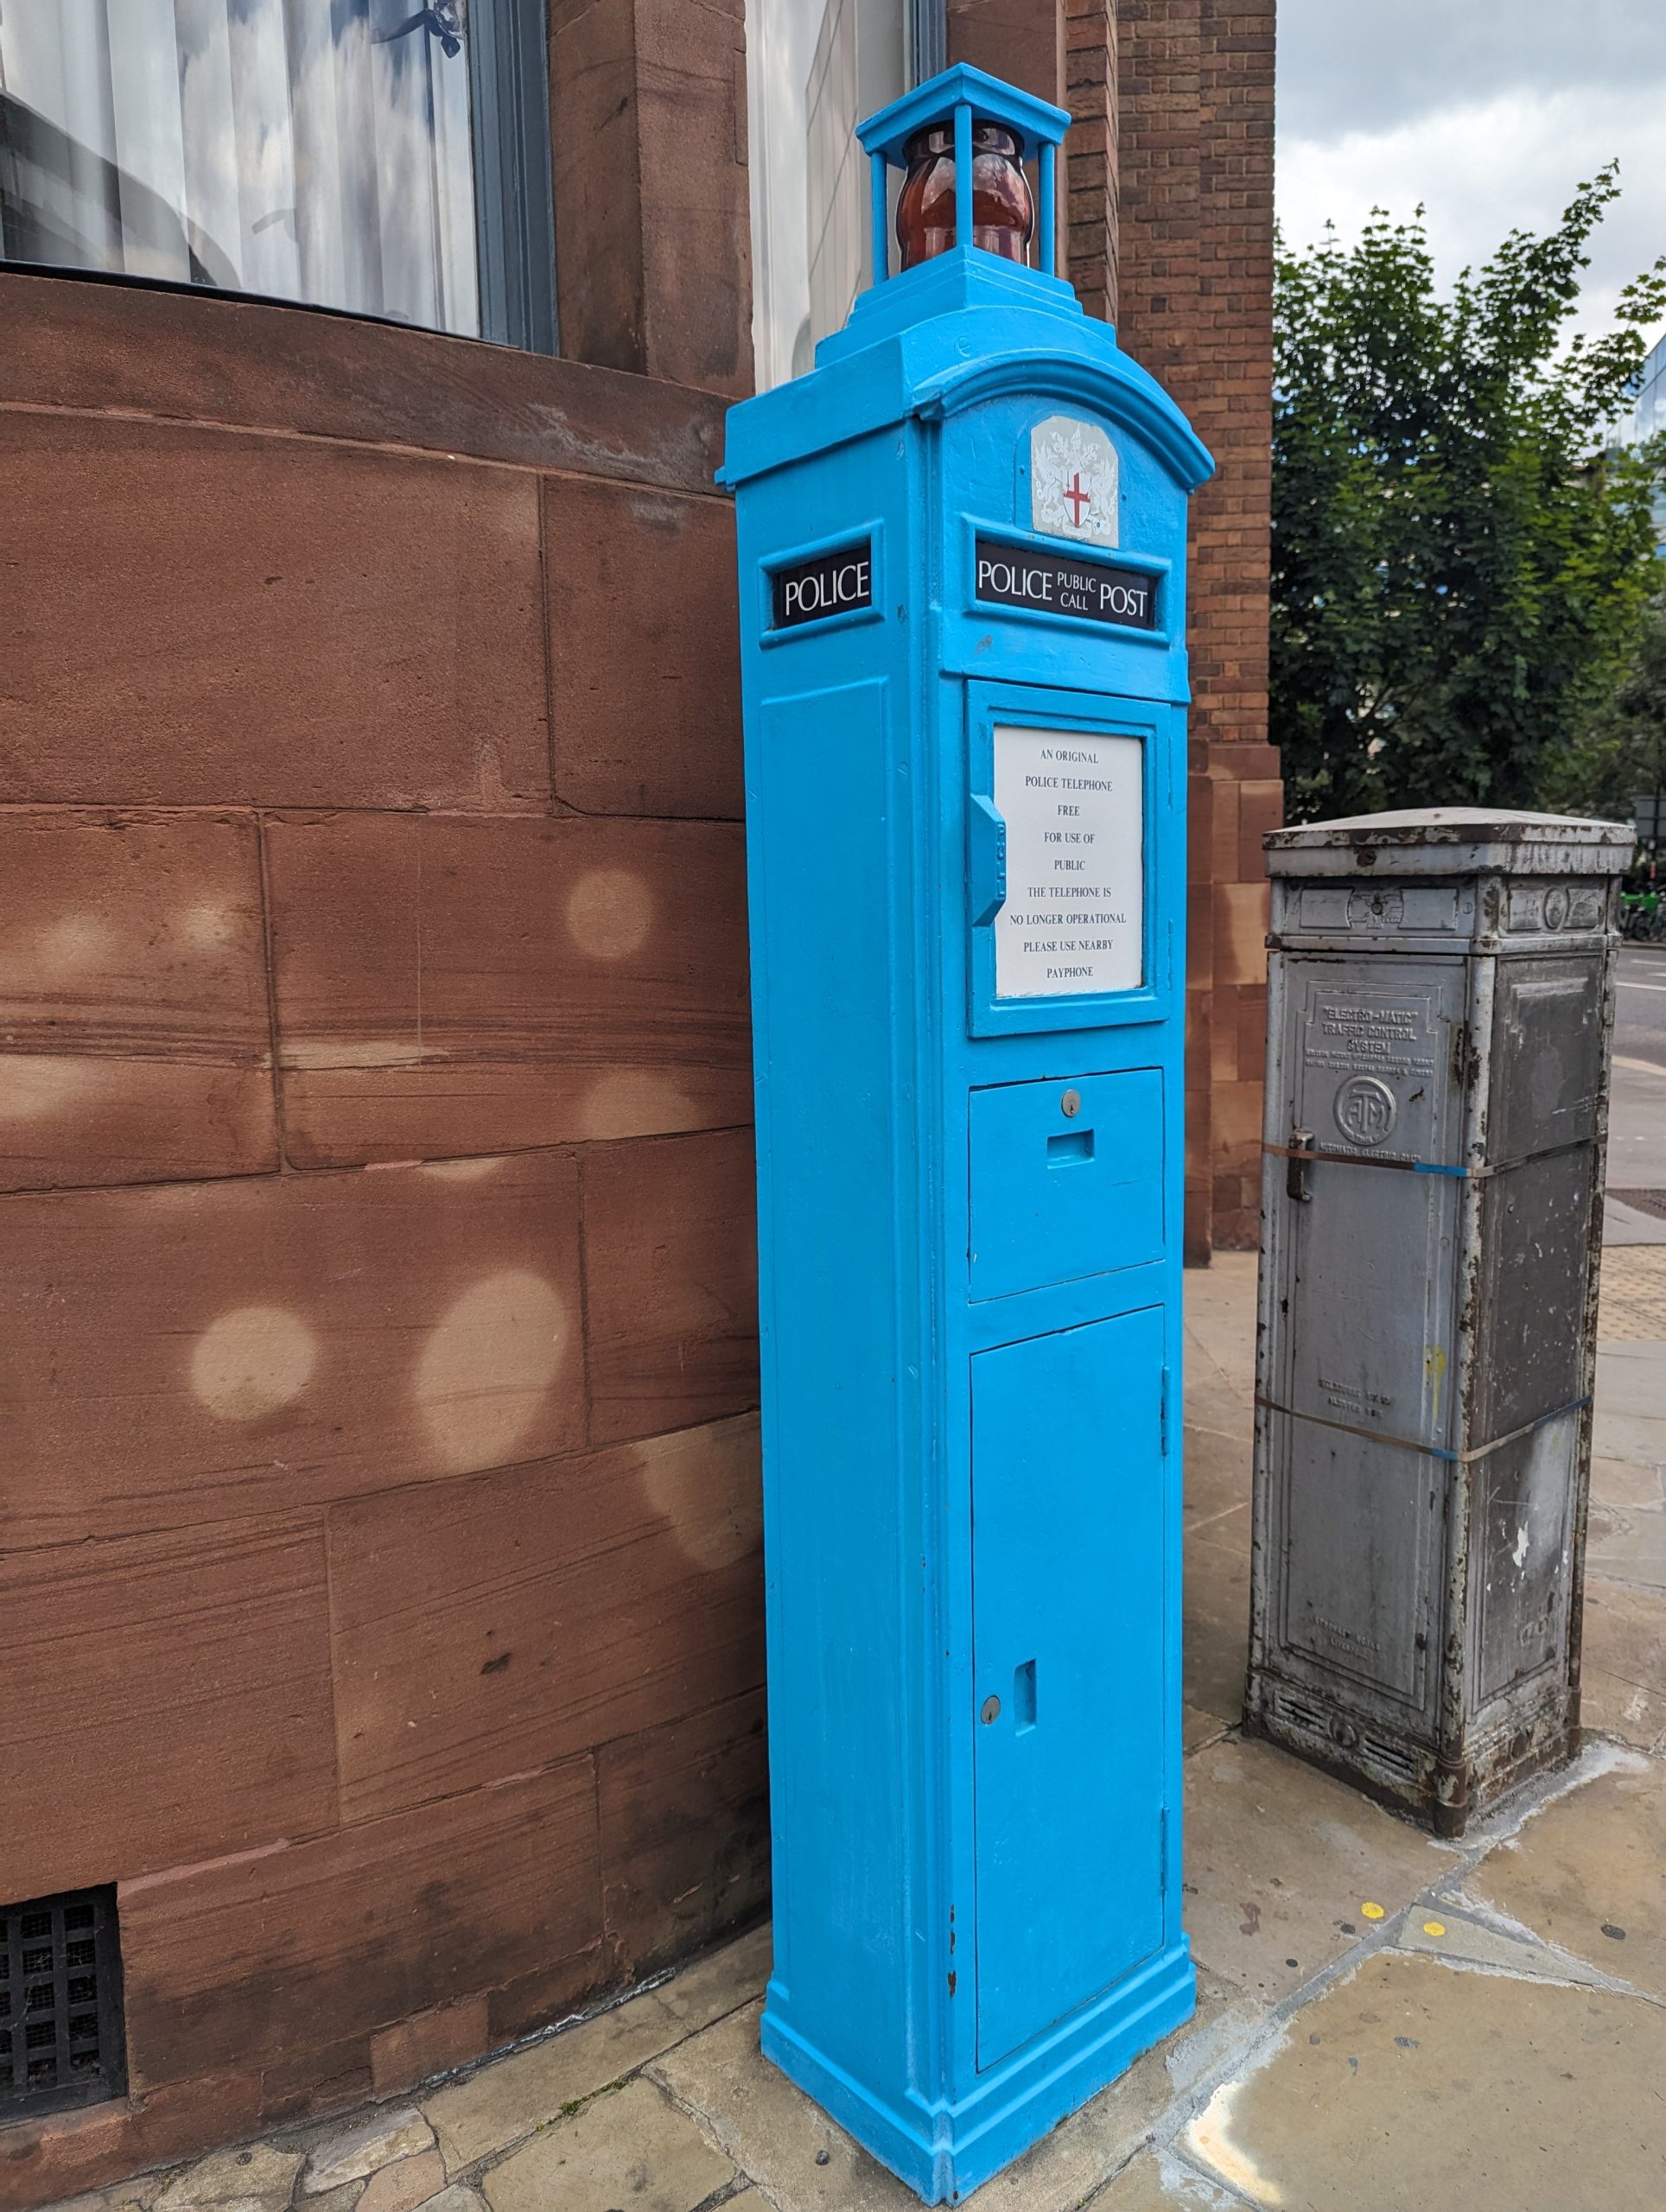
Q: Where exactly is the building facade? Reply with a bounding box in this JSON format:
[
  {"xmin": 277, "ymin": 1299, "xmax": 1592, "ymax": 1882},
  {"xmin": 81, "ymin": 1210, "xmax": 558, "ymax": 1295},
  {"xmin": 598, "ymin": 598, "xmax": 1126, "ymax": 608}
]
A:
[{"xmin": 0, "ymin": 3, "xmax": 1274, "ymax": 2199}]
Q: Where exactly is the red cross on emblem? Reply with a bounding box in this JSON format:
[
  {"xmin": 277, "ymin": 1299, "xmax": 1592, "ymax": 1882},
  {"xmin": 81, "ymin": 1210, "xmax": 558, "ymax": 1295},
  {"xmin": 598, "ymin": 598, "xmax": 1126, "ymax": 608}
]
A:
[{"xmin": 1064, "ymin": 471, "xmax": 1092, "ymax": 524}]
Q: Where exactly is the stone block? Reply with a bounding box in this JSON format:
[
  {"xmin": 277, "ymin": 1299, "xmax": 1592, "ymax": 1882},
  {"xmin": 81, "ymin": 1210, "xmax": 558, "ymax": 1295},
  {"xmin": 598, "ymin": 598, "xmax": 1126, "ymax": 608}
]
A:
[
  {"xmin": 0, "ymin": 415, "xmax": 549, "ymax": 810},
  {"xmin": 583, "ymin": 1128, "xmax": 760, "ymax": 1444},
  {"xmin": 0, "ymin": 1152, "xmax": 584, "ymax": 1547},
  {"xmin": 600, "ymin": 1688, "xmax": 769, "ymax": 1976},
  {"xmin": 1210, "ymin": 880, "xmax": 1269, "ymax": 989},
  {"xmin": 153, "ymin": 2142, "xmax": 302, "ymax": 2212},
  {"xmin": 370, "ymin": 2004, "xmax": 492, "ymax": 2101},
  {"xmin": 545, "ymin": 480, "xmax": 743, "ymax": 818},
  {"xmin": 1235, "ymin": 777, "xmax": 1283, "ymax": 880},
  {"xmin": 481, "ymin": 2079, "xmax": 732, "ymax": 2212},
  {"xmin": 354, "ymin": 2155, "xmax": 444, "ymax": 2212},
  {"xmin": 330, "ymin": 1414, "xmax": 764, "ymax": 1821},
  {"xmin": 0, "ymin": 811, "xmax": 275, "ymax": 1190},
  {"xmin": 265, "ymin": 814, "xmax": 750, "ymax": 1166},
  {"xmin": 119, "ymin": 1760, "xmax": 601, "ymax": 2089},
  {"xmin": 0, "ymin": 272, "xmax": 728, "ymax": 494},
  {"xmin": 0, "ymin": 1515, "xmax": 335, "ymax": 1897},
  {"xmin": 302, "ymin": 2113, "xmax": 435, "ymax": 2196}
]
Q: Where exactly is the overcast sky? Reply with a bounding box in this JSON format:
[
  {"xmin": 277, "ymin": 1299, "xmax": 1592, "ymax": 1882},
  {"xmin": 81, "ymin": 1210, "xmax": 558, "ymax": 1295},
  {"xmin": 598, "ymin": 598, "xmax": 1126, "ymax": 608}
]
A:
[{"xmin": 1277, "ymin": 0, "xmax": 1666, "ymax": 347}]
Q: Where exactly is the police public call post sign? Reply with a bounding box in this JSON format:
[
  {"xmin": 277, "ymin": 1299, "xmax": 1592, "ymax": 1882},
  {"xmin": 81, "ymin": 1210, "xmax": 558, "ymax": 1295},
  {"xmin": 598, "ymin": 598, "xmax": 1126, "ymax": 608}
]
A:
[
  {"xmin": 771, "ymin": 539, "xmax": 874, "ymax": 629},
  {"xmin": 721, "ymin": 62, "xmax": 1212, "ymax": 2209},
  {"xmin": 974, "ymin": 537, "xmax": 1159, "ymax": 630}
]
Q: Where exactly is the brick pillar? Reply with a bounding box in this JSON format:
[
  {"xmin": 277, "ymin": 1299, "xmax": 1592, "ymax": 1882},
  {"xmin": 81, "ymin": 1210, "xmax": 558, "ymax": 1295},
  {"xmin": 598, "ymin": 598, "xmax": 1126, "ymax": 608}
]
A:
[{"xmin": 1116, "ymin": 0, "xmax": 1277, "ymax": 1257}]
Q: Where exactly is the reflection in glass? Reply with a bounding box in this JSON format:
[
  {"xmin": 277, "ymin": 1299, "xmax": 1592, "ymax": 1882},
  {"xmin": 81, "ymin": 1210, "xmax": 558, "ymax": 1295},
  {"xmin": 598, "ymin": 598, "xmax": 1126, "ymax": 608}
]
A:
[
  {"xmin": 747, "ymin": 0, "xmax": 906, "ymax": 391},
  {"xmin": 0, "ymin": 0, "xmax": 479, "ymax": 336}
]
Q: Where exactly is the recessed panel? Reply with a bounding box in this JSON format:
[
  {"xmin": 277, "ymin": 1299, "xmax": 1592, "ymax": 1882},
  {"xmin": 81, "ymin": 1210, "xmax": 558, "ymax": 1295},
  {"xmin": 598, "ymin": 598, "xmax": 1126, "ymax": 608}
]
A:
[
  {"xmin": 1268, "ymin": 1410, "xmax": 1438, "ymax": 1715},
  {"xmin": 973, "ymin": 1311, "xmax": 1167, "ymax": 2069},
  {"xmin": 969, "ymin": 1069, "xmax": 1162, "ymax": 1300}
]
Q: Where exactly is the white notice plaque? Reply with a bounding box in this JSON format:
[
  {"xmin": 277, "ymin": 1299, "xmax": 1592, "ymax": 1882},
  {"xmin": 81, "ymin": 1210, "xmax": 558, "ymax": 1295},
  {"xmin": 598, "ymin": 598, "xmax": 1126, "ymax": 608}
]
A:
[{"xmin": 993, "ymin": 725, "xmax": 1143, "ymax": 998}]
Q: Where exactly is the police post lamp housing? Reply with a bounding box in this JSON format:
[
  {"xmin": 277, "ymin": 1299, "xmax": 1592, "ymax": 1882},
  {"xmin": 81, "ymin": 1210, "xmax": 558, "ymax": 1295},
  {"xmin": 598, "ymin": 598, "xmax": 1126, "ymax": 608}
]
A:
[{"xmin": 722, "ymin": 67, "xmax": 1213, "ymax": 2203}]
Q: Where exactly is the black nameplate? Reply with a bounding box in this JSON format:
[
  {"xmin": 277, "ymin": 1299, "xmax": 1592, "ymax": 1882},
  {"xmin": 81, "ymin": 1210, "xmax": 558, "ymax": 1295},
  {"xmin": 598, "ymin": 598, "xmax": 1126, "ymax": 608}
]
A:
[
  {"xmin": 974, "ymin": 537, "xmax": 1159, "ymax": 630},
  {"xmin": 770, "ymin": 540, "xmax": 874, "ymax": 630}
]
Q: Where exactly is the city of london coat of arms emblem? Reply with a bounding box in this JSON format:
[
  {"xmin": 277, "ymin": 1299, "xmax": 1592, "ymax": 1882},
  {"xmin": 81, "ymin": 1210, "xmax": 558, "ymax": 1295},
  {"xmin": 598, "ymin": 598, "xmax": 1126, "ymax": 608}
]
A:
[{"xmin": 1029, "ymin": 414, "xmax": 1119, "ymax": 545}]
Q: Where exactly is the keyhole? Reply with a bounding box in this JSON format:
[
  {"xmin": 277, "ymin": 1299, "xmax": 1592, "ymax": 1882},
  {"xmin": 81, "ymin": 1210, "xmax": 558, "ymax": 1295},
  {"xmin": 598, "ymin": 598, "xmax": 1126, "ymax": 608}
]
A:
[
  {"xmin": 981, "ymin": 1694, "xmax": 1002, "ymax": 1725},
  {"xmin": 1060, "ymin": 1089, "xmax": 1081, "ymax": 1118}
]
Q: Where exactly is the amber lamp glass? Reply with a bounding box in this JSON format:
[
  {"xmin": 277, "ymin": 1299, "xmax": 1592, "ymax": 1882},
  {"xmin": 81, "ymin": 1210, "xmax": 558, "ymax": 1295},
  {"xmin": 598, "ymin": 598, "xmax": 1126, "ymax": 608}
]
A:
[{"xmin": 895, "ymin": 123, "xmax": 1034, "ymax": 270}]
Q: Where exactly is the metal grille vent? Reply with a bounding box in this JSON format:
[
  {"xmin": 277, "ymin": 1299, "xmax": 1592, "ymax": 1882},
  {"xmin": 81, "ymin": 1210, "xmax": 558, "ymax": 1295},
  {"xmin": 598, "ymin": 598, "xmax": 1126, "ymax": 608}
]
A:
[{"xmin": 0, "ymin": 1888, "xmax": 125, "ymax": 2117}]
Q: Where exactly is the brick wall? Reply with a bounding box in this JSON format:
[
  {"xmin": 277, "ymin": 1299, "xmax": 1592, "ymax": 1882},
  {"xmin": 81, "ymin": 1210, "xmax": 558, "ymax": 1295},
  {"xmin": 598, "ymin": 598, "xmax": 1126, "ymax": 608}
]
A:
[
  {"xmin": 1116, "ymin": 0, "xmax": 1278, "ymax": 1254},
  {"xmin": 0, "ymin": 275, "xmax": 766, "ymax": 2209}
]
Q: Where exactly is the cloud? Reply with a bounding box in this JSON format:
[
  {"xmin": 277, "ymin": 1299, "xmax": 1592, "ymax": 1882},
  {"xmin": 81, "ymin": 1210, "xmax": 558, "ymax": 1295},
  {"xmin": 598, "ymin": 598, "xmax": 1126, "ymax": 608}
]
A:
[
  {"xmin": 1278, "ymin": 0, "xmax": 1663, "ymax": 142},
  {"xmin": 1278, "ymin": 8, "xmax": 1666, "ymax": 345}
]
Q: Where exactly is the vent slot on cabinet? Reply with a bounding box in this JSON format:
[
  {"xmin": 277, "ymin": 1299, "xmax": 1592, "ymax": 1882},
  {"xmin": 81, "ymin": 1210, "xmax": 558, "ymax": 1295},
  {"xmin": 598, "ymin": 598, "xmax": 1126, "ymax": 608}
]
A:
[{"xmin": 0, "ymin": 1888, "xmax": 125, "ymax": 2118}]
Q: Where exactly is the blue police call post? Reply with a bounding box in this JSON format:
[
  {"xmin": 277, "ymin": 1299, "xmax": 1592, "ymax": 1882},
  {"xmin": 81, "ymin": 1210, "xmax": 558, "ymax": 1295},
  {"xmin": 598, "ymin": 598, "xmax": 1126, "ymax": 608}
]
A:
[{"xmin": 721, "ymin": 67, "xmax": 1212, "ymax": 2203}]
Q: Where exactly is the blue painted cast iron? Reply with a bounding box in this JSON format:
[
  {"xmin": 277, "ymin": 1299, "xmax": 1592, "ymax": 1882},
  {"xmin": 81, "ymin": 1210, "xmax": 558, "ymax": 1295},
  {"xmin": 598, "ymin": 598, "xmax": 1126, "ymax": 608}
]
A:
[{"xmin": 722, "ymin": 66, "xmax": 1213, "ymax": 2203}]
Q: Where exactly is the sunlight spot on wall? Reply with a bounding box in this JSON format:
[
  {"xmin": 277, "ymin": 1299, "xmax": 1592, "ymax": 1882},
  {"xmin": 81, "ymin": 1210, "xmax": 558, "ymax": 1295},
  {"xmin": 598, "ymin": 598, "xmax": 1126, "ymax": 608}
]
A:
[
  {"xmin": 565, "ymin": 869, "xmax": 653, "ymax": 960},
  {"xmin": 418, "ymin": 1156, "xmax": 506, "ymax": 1182},
  {"xmin": 0, "ymin": 1055, "xmax": 102, "ymax": 1120},
  {"xmin": 580, "ymin": 1070, "xmax": 693, "ymax": 1140},
  {"xmin": 2, "ymin": 914, "xmax": 118, "ymax": 988},
  {"xmin": 636, "ymin": 1417, "xmax": 763, "ymax": 1570},
  {"xmin": 415, "ymin": 1269, "xmax": 568, "ymax": 1471},
  {"xmin": 192, "ymin": 1306, "xmax": 320, "ymax": 1421},
  {"xmin": 173, "ymin": 899, "xmax": 242, "ymax": 952}
]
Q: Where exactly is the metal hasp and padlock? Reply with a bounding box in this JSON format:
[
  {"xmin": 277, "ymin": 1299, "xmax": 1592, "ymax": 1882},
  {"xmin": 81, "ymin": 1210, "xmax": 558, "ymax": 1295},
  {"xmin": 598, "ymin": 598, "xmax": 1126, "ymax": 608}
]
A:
[
  {"xmin": 1246, "ymin": 809, "xmax": 1633, "ymax": 1836},
  {"xmin": 720, "ymin": 65, "xmax": 1212, "ymax": 2206}
]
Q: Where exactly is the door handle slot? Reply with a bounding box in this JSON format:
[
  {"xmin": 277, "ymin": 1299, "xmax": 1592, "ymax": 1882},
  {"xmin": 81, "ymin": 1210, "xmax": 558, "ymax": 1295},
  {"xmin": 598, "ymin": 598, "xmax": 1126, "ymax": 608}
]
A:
[{"xmin": 1287, "ymin": 1127, "xmax": 1315, "ymax": 1203}]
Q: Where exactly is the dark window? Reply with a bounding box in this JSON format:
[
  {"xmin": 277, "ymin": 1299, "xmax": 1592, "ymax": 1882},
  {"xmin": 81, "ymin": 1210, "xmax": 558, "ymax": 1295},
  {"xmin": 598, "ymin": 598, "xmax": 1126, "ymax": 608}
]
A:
[
  {"xmin": 0, "ymin": 1, "xmax": 555, "ymax": 352},
  {"xmin": 0, "ymin": 1887, "xmax": 126, "ymax": 2120}
]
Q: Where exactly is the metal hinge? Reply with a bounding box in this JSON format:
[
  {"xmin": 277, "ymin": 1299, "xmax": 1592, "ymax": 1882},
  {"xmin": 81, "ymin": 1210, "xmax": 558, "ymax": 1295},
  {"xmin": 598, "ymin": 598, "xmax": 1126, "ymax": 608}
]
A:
[{"xmin": 1160, "ymin": 1364, "xmax": 1172, "ymax": 1456}]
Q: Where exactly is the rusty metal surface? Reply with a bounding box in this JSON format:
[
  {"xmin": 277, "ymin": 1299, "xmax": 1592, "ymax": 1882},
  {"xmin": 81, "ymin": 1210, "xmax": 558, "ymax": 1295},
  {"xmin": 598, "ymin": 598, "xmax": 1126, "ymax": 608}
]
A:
[{"xmin": 1246, "ymin": 811, "xmax": 1629, "ymax": 1834}]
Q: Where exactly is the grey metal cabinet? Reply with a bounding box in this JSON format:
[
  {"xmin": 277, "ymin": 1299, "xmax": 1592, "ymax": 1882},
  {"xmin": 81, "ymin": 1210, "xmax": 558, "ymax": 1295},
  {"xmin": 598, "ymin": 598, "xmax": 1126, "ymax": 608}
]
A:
[{"xmin": 1246, "ymin": 810, "xmax": 1631, "ymax": 1833}]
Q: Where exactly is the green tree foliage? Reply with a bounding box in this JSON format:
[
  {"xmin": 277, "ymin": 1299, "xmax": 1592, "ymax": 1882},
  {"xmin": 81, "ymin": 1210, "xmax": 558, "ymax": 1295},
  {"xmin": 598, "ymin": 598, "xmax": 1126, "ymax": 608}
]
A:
[
  {"xmin": 1541, "ymin": 590, "xmax": 1666, "ymax": 831},
  {"xmin": 1272, "ymin": 171, "xmax": 1666, "ymax": 821}
]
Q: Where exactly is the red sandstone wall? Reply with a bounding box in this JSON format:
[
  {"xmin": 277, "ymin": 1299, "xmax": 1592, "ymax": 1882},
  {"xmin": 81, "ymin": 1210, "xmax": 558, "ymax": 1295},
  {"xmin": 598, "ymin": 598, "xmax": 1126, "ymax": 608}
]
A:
[{"xmin": 0, "ymin": 275, "xmax": 766, "ymax": 2207}]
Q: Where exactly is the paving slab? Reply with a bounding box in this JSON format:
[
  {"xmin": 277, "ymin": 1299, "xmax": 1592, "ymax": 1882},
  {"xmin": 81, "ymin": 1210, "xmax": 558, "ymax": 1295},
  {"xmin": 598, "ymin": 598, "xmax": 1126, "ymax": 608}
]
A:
[
  {"xmin": 482, "ymin": 2078, "xmax": 731, "ymax": 2212},
  {"xmin": 1092, "ymin": 2151, "xmax": 1243, "ymax": 2209},
  {"xmin": 1580, "ymin": 1577, "xmax": 1666, "ymax": 1747},
  {"xmin": 1184, "ymin": 1736, "xmax": 1453, "ymax": 2003},
  {"xmin": 1465, "ymin": 1756, "xmax": 1666, "ymax": 1999},
  {"xmin": 648, "ymin": 1975, "xmax": 1260, "ymax": 2212},
  {"xmin": 1180, "ymin": 1535, "xmax": 1250, "ymax": 1730},
  {"xmin": 355, "ymin": 2152, "xmax": 445, "ymax": 2212},
  {"xmin": 1183, "ymin": 1952, "xmax": 1666, "ymax": 2210},
  {"xmin": 1590, "ymin": 1451, "xmax": 1666, "ymax": 1509},
  {"xmin": 1593, "ymin": 1340, "xmax": 1666, "ymax": 1420},
  {"xmin": 1181, "ymin": 1421, "xmax": 1252, "ymax": 1531},
  {"xmin": 1584, "ymin": 1497, "xmax": 1666, "ymax": 1591},
  {"xmin": 1390, "ymin": 1903, "xmax": 1615, "ymax": 1988},
  {"xmin": 653, "ymin": 1920, "xmax": 773, "ymax": 2033},
  {"xmin": 424, "ymin": 1929, "xmax": 767, "ymax": 2175},
  {"xmin": 302, "ymin": 2115, "xmax": 433, "ymax": 2198},
  {"xmin": 154, "ymin": 2145, "xmax": 302, "ymax": 2212},
  {"xmin": 414, "ymin": 2191, "xmax": 484, "ymax": 2212}
]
